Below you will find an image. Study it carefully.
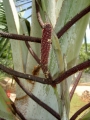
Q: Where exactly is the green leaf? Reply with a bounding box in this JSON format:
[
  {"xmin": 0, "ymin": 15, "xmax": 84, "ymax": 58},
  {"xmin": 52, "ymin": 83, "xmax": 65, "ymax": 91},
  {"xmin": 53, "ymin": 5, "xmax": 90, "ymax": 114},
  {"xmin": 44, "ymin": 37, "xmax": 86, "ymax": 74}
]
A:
[
  {"xmin": 0, "ymin": 86, "xmax": 16, "ymax": 120},
  {"xmin": 40, "ymin": 0, "xmax": 47, "ymax": 12},
  {"xmin": 52, "ymin": 32, "xmax": 64, "ymax": 73},
  {"xmin": 0, "ymin": 39, "xmax": 9, "ymax": 57},
  {"xmin": 19, "ymin": 17, "xmax": 30, "ymax": 35}
]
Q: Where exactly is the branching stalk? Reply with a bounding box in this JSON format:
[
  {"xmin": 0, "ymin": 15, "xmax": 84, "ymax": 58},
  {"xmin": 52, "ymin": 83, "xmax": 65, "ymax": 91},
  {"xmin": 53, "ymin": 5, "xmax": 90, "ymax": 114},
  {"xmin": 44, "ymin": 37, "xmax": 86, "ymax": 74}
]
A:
[
  {"xmin": 53, "ymin": 60, "xmax": 90, "ymax": 84},
  {"xmin": 35, "ymin": 0, "xmax": 44, "ymax": 28},
  {"xmin": 0, "ymin": 6, "xmax": 89, "ymax": 44},
  {"xmin": 57, "ymin": 5, "xmax": 90, "ymax": 38},
  {"xmin": 11, "ymin": 102, "xmax": 26, "ymax": 120},
  {"xmin": 0, "ymin": 60, "xmax": 90, "ymax": 85},
  {"xmin": 70, "ymin": 71, "xmax": 83, "ymax": 101},
  {"xmin": 25, "ymin": 41, "xmax": 40, "ymax": 64},
  {"xmin": 0, "ymin": 31, "xmax": 41, "ymax": 43},
  {"xmin": 0, "ymin": 64, "xmax": 51, "ymax": 84},
  {"xmin": 70, "ymin": 102, "xmax": 90, "ymax": 120},
  {"xmin": 13, "ymin": 76, "xmax": 61, "ymax": 120}
]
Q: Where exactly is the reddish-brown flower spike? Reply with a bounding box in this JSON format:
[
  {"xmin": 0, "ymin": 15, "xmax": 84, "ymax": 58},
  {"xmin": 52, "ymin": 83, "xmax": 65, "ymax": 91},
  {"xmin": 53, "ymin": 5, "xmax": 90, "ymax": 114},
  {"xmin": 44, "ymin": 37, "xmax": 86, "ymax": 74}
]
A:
[{"xmin": 41, "ymin": 23, "xmax": 52, "ymax": 75}]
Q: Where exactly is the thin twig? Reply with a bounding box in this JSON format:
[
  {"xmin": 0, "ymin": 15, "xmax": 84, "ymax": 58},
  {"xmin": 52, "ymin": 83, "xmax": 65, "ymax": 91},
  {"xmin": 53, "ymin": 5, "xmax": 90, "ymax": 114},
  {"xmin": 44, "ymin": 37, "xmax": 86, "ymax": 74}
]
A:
[
  {"xmin": 70, "ymin": 102, "xmax": 90, "ymax": 120},
  {"xmin": 0, "ymin": 64, "xmax": 51, "ymax": 84},
  {"xmin": 25, "ymin": 41, "xmax": 40, "ymax": 64},
  {"xmin": 11, "ymin": 102, "xmax": 26, "ymax": 120},
  {"xmin": 53, "ymin": 60, "xmax": 90, "ymax": 84},
  {"xmin": 35, "ymin": 0, "xmax": 45, "ymax": 28},
  {"xmin": 0, "ymin": 31, "xmax": 41, "ymax": 43},
  {"xmin": 13, "ymin": 76, "xmax": 61, "ymax": 120},
  {"xmin": 70, "ymin": 71, "xmax": 83, "ymax": 101},
  {"xmin": 57, "ymin": 5, "xmax": 90, "ymax": 39}
]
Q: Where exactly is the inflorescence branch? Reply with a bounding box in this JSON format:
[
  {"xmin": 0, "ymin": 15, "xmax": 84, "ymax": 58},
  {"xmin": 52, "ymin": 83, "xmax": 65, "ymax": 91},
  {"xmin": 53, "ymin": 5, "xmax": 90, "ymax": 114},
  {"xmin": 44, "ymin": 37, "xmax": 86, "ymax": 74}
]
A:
[
  {"xmin": 0, "ymin": 60, "xmax": 90, "ymax": 85},
  {"xmin": 11, "ymin": 102, "xmax": 26, "ymax": 120},
  {"xmin": 70, "ymin": 102, "xmax": 90, "ymax": 120},
  {"xmin": 13, "ymin": 76, "xmax": 61, "ymax": 120},
  {"xmin": 0, "ymin": 63, "xmax": 50, "ymax": 84},
  {"xmin": 0, "ymin": 4, "xmax": 89, "ymax": 120},
  {"xmin": 0, "ymin": 31, "xmax": 41, "ymax": 43},
  {"xmin": 57, "ymin": 5, "xmax": 90, "ymax": 39},
  {"xmin": 53, "ymin": 60, "xmax": 90, "ymax": 84},
  {"xmin": 70, "ymin": 71, "xmax": 83, "ymax": 101},
  {"xmin": 35, "ymin": 0, "xmax": 45, "ymax": 28},
  {"xmin": 25, "ymin": 41, "xmax": 40, "ymax": 64},
  {"xmin": 0, "ymin": 6, "xmax": 89, "ymax": 43}
]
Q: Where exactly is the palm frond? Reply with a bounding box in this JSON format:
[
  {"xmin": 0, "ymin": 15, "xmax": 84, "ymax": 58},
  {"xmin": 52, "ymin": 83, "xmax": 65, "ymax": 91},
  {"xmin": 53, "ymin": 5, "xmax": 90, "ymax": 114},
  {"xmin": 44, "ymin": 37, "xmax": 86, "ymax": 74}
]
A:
[{"xmin": 0, "ymin": 1, "xmax": 12, "ymax": 70}]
